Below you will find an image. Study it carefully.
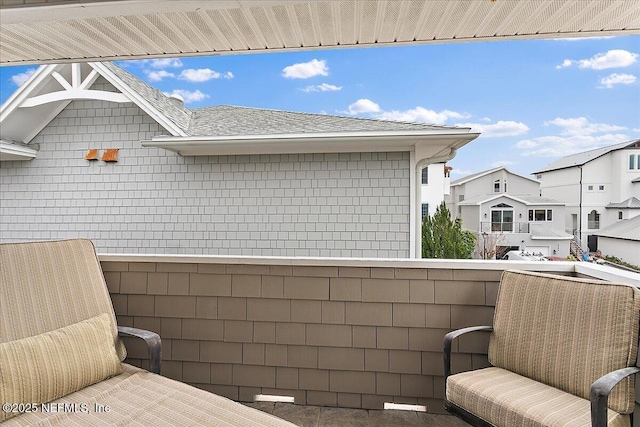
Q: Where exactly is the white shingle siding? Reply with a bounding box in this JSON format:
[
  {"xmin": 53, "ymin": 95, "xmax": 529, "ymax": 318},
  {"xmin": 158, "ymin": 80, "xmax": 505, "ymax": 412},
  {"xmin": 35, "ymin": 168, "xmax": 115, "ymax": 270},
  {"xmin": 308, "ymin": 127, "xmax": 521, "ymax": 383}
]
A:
[{"xmin": 0, "ymin": 95, "xmax": 410, "ymax": 257}]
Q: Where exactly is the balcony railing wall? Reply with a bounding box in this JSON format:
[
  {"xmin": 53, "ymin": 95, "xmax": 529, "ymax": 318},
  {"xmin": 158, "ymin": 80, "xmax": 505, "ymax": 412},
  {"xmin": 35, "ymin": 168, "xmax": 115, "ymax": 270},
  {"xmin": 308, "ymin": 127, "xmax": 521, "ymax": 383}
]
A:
[
  {"xmin": 100, "ymin": 255, "xmax": 639, "ymax": 414},
  {"xmin": 480, "ymin": 222, "xmax": 530, "ymax": 233}
]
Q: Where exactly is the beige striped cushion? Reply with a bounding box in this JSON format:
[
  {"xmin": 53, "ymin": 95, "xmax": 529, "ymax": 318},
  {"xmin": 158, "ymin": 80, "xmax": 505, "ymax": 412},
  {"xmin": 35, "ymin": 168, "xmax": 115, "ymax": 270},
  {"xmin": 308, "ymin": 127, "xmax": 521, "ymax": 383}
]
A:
[
  {"xmin": 0, "ymin": 314, "xmax": 123, "ymax": 422},
  {"xmin": 488, "ymin": 270, "xmax": 640, "ymax": 414},
  {"xmin": 447, "ymin": 367, "xmax": 630, "ymax": 427},
  {"xmin": 2, "ymin": 364, "xmax": 297, "ymax": 426},
  {"xmin": 0, "ymin": 239, "xmax": 126, "ymax": 361}
]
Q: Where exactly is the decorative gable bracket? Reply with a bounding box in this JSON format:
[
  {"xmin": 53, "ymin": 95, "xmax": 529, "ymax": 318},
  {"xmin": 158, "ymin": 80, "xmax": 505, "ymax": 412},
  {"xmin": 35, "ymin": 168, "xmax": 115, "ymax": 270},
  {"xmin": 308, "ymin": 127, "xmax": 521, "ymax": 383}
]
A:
[{"xmin": 19, "ymin": 63, "xmax": 129, "ymax": 108}]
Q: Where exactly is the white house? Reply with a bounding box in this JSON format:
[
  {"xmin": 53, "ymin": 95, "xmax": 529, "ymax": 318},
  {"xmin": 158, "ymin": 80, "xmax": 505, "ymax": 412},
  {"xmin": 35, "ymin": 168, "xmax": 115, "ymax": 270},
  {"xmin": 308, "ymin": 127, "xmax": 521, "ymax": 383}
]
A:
[
  {"xmin": 446, "ymin": 167, "xmax": 572, "ymax": 258},
  {"xmin": 419, "ymin": 163, "xmax": 451, "ymax": 219},
  {"xmin": 534, "ymin": 139, "xmax": 640, "ymax": 252},
  {"xmin": 592, "ymin": 215, "xmax": 640, "ymax": 267},
  {"xmin": 0, "ymin": 62, "xmax": 479, "ymax": 258}
]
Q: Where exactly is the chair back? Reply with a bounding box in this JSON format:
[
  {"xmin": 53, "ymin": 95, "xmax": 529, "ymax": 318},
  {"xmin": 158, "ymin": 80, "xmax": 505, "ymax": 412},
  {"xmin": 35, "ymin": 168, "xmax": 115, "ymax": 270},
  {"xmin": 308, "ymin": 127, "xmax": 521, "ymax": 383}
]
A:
[
  {"xmin": 489, "ymin": 270, "xmax": 640, "ymax": 414},
  {"xmin": 0, "ymin": 239, "xmax": 126, "ymax": 360}
]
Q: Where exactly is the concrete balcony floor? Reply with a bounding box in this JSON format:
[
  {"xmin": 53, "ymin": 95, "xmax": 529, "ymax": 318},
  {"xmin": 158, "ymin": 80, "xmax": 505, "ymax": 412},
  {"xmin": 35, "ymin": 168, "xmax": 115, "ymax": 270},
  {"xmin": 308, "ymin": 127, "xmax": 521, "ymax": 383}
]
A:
[{"xmin": 243, "ymin": 402, "xmax": 468, "ymax": 426}]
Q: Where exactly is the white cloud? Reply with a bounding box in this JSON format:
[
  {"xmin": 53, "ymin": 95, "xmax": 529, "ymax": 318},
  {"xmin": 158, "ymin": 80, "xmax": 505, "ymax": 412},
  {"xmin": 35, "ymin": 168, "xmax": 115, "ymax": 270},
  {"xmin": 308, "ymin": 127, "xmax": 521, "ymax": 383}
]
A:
[
  {"xmin": 146, "ymin": 70, "xmax": 175, "ymax": 82},
  {"xmin": 11, "ymin": 68, "xmax": 37, "ymax": 86},
  {"xmin": 146, "ymin": 58, "xmax": 183, "ymax": 68},
  {"xmin": 491, "ymin": 160, "xmax": 515, "ymax": 168},
  {"xmin": 599, "ymin": 73, "xmax": 636, "ymax": 89},
  {"xmin": 517, "ymin": 117, "xmax": 630, "ymax": 157},
  {"xmin": 557, "ymin": 49, "xmax": 638, "ymax": 70},
  {"xmin": 634, "ymin": 128, "xmax": 640, "ymax": 133},
  {"xmin": 178, "ymin": 68, "xmax": 233, "ymax": 82},
  {"xmin": 516, "ymin": 133, "xmax": 630, "ymax": 157},
  {"xmin": 455, "ymin": 120, "xmax": 529, "ymax": 137},
  {"xmin": 347, "ymin": 98, "xmax": 381, "ymax": 114},
  {"xmin": 282, "ymin": 59, "xmax": 328, "ymax": 79},
  {"xmin": 162, "ymin": 89, "xmax": 209, "ymax": 103},
  {"xmin": 544, "ymin": 117, "xmax": 627, "ymax": 136},
  {"xmin": 378, "ymin": 107, "xmax": 470, "ymax": 125},
  {"xmin": 302, "ymin": 83, "xmax": 342, "ymax": 92}
]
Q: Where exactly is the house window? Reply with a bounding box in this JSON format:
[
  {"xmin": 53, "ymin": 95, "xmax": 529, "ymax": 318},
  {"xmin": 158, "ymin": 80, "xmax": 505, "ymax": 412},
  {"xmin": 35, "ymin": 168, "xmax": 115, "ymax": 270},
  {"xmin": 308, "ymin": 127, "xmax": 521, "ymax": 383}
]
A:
[
  {"xmin": 619, "ymin": 211, "xmax": 623, "ymax": 220},
  {"xmin": 494, "ymin": 180, "xmax": 500, "ymax": 193},
  {"xmin": 598, "ymin": 185, "xmax": 605, "ymax": 191},
  {"xmin": 637, "ymin": 155, "xmax": 640, "ymax": 170},
  {"xmin": 421, "ymin": 168, "xmax": 428, "ymax": 184},
  {"xmin": 504, "ymin": 180, "xmax": 507, "ymax": 193},
  {"xmin": 458, "ymin": 194, "xmax": 465, "ymax": 202},
  {"xmin": 588, "ymin": 210, "xmax": 600, "ymax": 229},
  {"xmin": 587, "ymin": 185, "xmax": 594, "ymax": 191},
  {"xmin": 421, "ymin": 203, "xmax": 429, "ymax": 219},
  {"xmin": 490, "ymin": 203, "xmax": 513, "ymax": 232},
  {"xmin": 631, "ymin": 155, "xmax": 636, "ymax": 170},
  {"xmin": 528, "ymin": 209, "xmax": 552, "ymax": 221}
]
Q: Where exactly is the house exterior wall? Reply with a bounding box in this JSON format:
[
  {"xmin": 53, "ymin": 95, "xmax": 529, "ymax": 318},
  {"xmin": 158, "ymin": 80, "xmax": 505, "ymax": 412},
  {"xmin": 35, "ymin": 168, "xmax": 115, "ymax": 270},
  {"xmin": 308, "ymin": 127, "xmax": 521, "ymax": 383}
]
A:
[
  {"xmin": 538, "ymin": 146, "xmax": 640, "ymax": 242},
  {"xmin": 420, "ymin": 163, "xmax": 446, "ymax": 217},
  {"xmin": 0, "ymin": 84, "xmax": 411, "ymax": 257},
  {"xmin": 597, "ymin": 237, "xmax": 640, "ymax": 266},
  {"xmin": 460, "ymin": 195, "xmax": 569, "ymax": 258},
  {"xmin": 448, "ymin": 169, "xmax": 540, "ymax": 219}
]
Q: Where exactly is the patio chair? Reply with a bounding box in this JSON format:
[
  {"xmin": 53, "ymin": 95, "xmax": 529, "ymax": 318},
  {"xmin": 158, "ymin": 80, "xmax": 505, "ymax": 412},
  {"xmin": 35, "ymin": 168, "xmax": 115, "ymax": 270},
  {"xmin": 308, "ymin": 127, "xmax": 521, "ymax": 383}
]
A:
[
  {"xmin": 0, "ymin": 239, "xmax": 295, "ymax": 426},
  {"xmin": 443, "ymin": 270, "xmax": 640, "ymax": 427}
]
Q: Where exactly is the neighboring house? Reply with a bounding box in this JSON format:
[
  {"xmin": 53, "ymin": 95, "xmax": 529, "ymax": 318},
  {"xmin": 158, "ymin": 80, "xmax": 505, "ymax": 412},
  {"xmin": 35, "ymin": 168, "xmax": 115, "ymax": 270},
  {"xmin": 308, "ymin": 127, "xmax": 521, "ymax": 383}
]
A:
[
  {"xmin": 592, "ymin": 215, "xmax": 640, "ymax": 266},
  {"xmin": 419, "ymin": 163, "xmax": 451, "ymax": 218},
  {"xmin": 534, "ymin": 139, "xmax": 640, "ymax": 252},
  {"xmin": 0, "ymin": 62, "xmax": 479, "ymax": 258},
  {"xmin": 446, "ymin": 167, "xmax": 572, "ymax": 258},
  {"xmin": 446, "ymin": 166, "xmax": 541, "ymax": 219}
]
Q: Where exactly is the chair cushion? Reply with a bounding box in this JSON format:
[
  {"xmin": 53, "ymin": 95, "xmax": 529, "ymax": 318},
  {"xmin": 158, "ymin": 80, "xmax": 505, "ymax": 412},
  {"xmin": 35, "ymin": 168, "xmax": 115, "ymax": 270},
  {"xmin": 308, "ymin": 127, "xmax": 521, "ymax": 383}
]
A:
[
  {"xmin": 2, "ymin": 364, "xmax": 296, "ymax": 426},
  {"xmin": 0, "ymin": 239, "xmax": 126, "ymax": 361},
  {"xmin": 447, "ymin": 367, "xmax": 629, "ymax": 427},
  {"xmin": 0, "ymin": 314, "xmax": 123, "ymax": 422},
  {"xmin": 488, "ymin": 270, "xmax": 640, "ymax": 413}
]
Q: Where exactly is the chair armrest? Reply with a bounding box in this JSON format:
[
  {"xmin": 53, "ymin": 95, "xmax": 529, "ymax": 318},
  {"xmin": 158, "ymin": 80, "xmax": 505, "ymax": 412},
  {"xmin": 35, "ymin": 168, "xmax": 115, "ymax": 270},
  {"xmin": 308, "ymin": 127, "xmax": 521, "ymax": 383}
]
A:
[
  {"xmin": 444, "ymin": 326, "xmax": 493, "ymax": 379},
  {"xmin": 590, "ymin": 366, "xmax": 640, "ymax": 427},
  {"xmin": 117, "ymin": 326, "xmax": 162, "ymax": 374}
]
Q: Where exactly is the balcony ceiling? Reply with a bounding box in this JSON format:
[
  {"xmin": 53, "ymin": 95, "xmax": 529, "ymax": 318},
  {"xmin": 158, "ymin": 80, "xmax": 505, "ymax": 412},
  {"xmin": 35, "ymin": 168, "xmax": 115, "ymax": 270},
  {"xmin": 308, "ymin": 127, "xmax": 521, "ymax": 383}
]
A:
[{"xmin": 1, "ymin": 0, "xmax": 639, "ymax": 66}]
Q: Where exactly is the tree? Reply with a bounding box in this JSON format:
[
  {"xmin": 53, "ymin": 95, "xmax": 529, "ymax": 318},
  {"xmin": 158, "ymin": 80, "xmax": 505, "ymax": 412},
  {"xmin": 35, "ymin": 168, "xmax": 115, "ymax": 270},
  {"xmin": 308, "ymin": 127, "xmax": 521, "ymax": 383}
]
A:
[{"xmin": 422, "ymin": 202, "xmax": 476, "ymax": 259}]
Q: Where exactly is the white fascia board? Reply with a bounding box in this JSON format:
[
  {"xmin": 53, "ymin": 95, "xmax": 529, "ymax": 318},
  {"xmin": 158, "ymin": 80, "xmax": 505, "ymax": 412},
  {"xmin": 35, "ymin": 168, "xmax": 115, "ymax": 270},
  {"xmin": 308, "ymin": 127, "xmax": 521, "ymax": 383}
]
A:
[
  {"xmin": 0, "ymin": 141, "xmax": 37, "ymax": 161},
  {"xmin": 142, "ymin": 132, "xmax": 479, "ymax": 157},
  {"xmin": 89, "ymin": 62, "xmax": 187, "ymax": 137}
]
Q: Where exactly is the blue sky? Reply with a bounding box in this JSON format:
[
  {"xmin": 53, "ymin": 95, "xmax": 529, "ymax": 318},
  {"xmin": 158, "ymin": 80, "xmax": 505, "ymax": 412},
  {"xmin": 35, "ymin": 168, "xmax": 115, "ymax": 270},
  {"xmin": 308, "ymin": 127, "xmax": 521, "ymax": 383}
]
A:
[{"xmin": 1, "ymin": 35, "xmax": 638, "ymax": 177}]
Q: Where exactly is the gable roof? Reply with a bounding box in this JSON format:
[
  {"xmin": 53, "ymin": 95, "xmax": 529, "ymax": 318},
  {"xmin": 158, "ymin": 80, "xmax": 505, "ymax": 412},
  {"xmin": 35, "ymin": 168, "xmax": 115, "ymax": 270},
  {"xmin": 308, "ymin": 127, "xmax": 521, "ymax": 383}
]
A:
[
  {"xmin": 450, "ymin": 167, "xmax": 540, "ymax": 187},
  {"xmin": 606, "ymin": 197, "xmax": 640, "ymax": 209},
  {"xmin": 533, "ymin": 139, "xmax": 640, "ymax": 174},
  {"xmin": 593, "ymin": 215, "xmax": 640, "ymax": 241},
  {"xmin": 188, "ymin": 105, "xmax": 453, "ymax": 137},
  {"xmin": 1, "ymin": 61, "xmax": 479, "ymax": 159}
]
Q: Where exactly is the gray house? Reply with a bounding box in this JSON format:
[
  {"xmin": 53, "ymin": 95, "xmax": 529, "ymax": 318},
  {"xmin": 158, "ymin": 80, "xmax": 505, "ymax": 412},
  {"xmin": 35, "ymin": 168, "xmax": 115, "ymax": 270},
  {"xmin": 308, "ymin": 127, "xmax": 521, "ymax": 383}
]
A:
[{"xmin": 0, "ymin": 62, "xmax": 479, "ymax": 258}]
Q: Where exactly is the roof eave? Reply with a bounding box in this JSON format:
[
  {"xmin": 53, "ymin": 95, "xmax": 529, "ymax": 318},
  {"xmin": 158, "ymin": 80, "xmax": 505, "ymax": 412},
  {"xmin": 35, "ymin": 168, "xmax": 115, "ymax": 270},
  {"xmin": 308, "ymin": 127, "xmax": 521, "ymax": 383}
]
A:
[
  {"xmin": 142, "ymin": 132, "xmax": 480, "ymax": 157},
  {"xmin": 0, "ymin": 141, "xmax": 38, "ymax": 161}
]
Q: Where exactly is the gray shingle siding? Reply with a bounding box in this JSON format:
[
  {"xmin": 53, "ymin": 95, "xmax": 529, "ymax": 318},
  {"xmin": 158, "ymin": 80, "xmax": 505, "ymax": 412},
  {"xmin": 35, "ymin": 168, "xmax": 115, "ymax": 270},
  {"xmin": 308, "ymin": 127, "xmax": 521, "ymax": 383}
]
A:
[{"xmin": 0, "ymin": 82, "xmax": 410, "ymax": 257}]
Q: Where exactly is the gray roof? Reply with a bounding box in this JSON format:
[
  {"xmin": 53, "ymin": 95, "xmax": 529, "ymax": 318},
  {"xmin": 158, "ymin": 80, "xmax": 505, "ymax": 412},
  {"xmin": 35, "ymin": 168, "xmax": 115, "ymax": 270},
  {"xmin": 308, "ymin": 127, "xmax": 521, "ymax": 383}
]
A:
[
  {"xmin": 106, "ymin": 62, "xmax": 456, "ymax": 137},
  {"xmin": 606, "ymin": 197, "xmax": 640, "ymax": 209},
  {"xmin": 188, "ymin": 105, "xmax": 452, "ymax": 136},
  {"xmin": 593, "ymin": 215, "xmax": 640, "ymax": 241},
  {"xmin": 103, "ymin": 62, "xmax": 192, "ymax": 134},
  {"xmin": 450, "ymin": 166, "xmax": 539, "ymax": 187},
  {"xmin": 534, "ymin": 139, "xmax": 640, "ymax": 174},
  {"xmin": 530, "ymin": 224, "xmax": 573, "ymax": 240}
]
